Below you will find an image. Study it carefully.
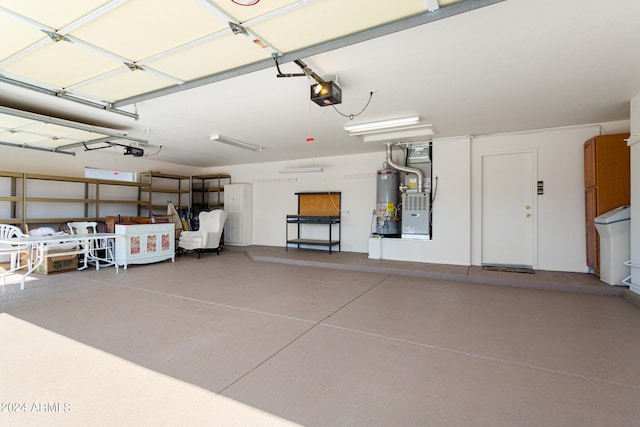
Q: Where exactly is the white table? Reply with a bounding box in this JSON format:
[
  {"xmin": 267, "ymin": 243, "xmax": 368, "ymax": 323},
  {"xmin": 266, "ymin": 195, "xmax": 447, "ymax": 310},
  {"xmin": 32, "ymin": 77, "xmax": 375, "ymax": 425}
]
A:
[{"xmin": 0, "ymin": 233, "xmax": 120, "ymax": 290}]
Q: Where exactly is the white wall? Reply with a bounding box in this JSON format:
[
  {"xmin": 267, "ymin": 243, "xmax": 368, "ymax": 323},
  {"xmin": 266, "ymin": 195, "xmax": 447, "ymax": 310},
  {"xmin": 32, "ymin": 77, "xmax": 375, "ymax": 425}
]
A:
[
  {"xmin": 471, "ymin": 125, "xmax": 601, "ymax": 272},
  {"xmin": 202, "ymin": 136, "xmax": 472, "ymax": 264},
  {"xmin": 629, "ymin": 94, "xmax": 640, "ymax": 293},
  {"xmin": 375, "ymin": 136, "xmax": 472, "ymax": 265},
  {"xmin": 202, "ymin": 153, "xmax": 380, "ymax": 253},
  {"xmin": 205, "ymin": 125, "xmax": 619, "ymax": 272}
]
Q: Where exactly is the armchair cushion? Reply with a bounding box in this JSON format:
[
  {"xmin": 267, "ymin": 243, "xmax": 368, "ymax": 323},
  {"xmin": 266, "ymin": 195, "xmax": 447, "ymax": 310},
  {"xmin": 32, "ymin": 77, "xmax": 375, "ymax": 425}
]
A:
[{"xmin": 179, "ymin": 231, "xmax": 207, "ymax": 250}]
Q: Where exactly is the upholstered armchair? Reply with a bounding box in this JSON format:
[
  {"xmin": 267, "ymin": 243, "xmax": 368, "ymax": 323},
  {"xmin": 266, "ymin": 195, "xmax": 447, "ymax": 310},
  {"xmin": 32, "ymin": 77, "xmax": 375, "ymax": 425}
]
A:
[{"xmin": 178, "ymin": 210, "xmax": 226, "ymax": 258}]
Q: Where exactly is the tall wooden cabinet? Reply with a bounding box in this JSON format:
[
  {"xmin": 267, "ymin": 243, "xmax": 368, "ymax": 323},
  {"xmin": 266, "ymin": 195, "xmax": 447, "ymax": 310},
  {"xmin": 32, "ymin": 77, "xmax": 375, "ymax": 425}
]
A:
[{"xmin": 584, "ymin": 133, "xmax": 630, "ymax": 275}]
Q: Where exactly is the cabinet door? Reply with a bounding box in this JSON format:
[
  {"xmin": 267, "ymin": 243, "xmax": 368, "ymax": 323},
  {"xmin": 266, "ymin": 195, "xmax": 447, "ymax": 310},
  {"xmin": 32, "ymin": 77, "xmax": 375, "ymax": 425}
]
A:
[
  {"xmin": 595, "ymin": 135, "xmax": 630, "ymax": 215},
  {"xmin": 226, "ymin": 213, "xmax": 242, "ymax": 244},
  {"xmin": 225, "ymin": 185, "xmax": 242, "ymax": 213},
  {"xmin": 585, "ymin": 187, "xmax": 598, "ymax": 272},
  {"xmin": 584, "ymin": 138, "xmax": 596, "ymax": 188}
]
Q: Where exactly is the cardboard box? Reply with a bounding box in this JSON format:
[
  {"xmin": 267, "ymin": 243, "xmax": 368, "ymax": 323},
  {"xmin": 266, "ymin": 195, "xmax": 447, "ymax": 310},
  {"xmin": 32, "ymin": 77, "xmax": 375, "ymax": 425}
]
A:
[
  {"xmin": 105, "ymin": 216, "xmax": 117, "ymax": 233},
  {"xmin": 22, "ymin": 248, "xmax": 78, "ymax": 275}
]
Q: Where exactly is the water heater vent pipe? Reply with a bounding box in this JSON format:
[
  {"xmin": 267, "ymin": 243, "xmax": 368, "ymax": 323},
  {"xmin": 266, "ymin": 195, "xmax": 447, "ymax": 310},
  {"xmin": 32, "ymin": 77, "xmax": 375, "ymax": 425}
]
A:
[{"xmin": 385, "ymin": 143, "xmax": 423, "ymax": 192}]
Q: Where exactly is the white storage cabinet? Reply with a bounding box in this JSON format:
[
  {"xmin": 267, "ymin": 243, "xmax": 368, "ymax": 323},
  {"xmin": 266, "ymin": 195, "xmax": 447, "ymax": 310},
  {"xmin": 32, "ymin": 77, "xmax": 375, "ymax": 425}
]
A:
[{"xmin": 223, "ymin": 183, "xmax": 252, "ymax": 246}]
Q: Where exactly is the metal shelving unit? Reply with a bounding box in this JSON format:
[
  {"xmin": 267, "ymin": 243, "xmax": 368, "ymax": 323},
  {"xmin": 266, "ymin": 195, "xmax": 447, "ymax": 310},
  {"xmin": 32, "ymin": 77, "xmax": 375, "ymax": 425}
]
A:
[
  {"xmin": 191, "ymin": 174, "xmax": 231, "ymax": 215},
  {"xmin": 138, "ymin": 171, "xmax": 190, "ymax": 218},
  {"xmin": 0, "ymin": 171, "xmax": 145, "ymax": 229}
]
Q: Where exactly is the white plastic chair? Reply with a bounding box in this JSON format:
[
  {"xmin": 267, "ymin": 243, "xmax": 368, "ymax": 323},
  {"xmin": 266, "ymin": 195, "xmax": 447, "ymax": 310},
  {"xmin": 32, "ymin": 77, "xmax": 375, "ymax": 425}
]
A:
[
  {"xmin": 178, "ymin": 210, "xmax": 226, "ymax": 258},
  {"xmin": 0, "ymin": 224, "xmax": 28, "ymax": 283},
  {"xmin": 67, "ymin": 221, "xmax": 114, "ymax": 270}
]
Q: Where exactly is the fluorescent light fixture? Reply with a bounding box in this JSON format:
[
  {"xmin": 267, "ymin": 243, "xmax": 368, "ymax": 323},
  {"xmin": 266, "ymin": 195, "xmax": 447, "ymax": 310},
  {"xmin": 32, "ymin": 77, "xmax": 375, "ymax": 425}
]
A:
[
  {"xmin": 278, "ymin": 167, "xmax": 323, "ymax": 174},
  {"xmin": 362, "ymin": 125, "xmax": 436, "ymax": 143},
  {"xmin": 344, "ymin": 116, "xmax": 420, "ymax": 136},
  {"xmin": 210, "ymin": 134, "xmax": 262, "ymax": 151}
]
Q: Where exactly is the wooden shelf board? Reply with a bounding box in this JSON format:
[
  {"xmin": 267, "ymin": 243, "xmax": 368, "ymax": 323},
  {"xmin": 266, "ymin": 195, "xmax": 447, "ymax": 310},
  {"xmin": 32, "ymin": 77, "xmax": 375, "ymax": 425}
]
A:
[
  {"xmin": 26, "ymin": 197, "xmax": 96, "ymax": 203},
  {"xmin": 97, "ymin": 180, "xmax": 144, "ymax": 187},
  {"xmin": 24, "ymin": 173, "xmax": 94, "ymax": 184},
  {"xmin": 287, "ymin": 239, "xmax": 339, "ymax": 245},
  {"xmin": 140, "ymin": 172, "xmax": 190, "ymax": 179},
  {"xmin": 140, "ymin": 188, "xmax": 189, "ymax": 194},
  {"xmin": 192, "ymin": 174, "xmax": 231, "ymax": 179},
  {"xmin": 192, "ymin": 187, "xmax": 224, "ymax": 192},
  {"xmin": 99, "ymin": 199, "xmax": 144, "ymax": 205},
  {"xmin": 25, "ymin": 217, "xmax": 95, "ymax": 224},
  {"xmin": 0, "ymin": 218, "xmax": 22, "ymax": 223},
  {"xmin": 0, "ymin": 171, "xmax": 24, "ymax": 178}
]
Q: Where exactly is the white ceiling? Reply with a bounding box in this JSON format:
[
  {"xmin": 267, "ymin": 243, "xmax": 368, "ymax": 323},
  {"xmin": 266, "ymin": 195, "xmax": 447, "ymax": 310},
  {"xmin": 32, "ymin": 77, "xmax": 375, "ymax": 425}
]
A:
[{"xmin": 1, "ymin": 0, "xmax": 639, "ymax": 168}]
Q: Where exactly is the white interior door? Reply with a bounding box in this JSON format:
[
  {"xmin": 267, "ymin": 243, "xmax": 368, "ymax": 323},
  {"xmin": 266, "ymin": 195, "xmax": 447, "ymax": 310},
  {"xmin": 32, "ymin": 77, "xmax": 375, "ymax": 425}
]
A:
[{"xmin": 481, "ymin": 151, "xmax": 536, "ymax": 267}]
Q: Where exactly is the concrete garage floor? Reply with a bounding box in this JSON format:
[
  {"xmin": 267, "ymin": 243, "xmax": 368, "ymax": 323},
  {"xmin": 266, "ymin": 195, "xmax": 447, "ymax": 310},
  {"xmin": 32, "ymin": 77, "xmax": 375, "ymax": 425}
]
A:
[{"xmin": 1, "ymin": 246, "xmax": 639, "ymax": 426}]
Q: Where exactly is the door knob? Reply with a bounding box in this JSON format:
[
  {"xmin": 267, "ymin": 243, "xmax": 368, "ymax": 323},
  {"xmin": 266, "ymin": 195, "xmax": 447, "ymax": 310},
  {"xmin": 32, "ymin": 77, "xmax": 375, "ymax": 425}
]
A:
[
  {"xmin": 525, "ymin": 204, "xmax": 531, "ymax": 209},
  {"xmin": 526, "ymin": 213, "xmax": 532, "ymax": 217}
]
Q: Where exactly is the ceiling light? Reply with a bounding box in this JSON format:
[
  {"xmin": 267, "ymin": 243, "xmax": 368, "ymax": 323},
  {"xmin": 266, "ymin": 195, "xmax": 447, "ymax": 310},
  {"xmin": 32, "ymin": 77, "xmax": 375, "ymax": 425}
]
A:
[
  {"xmin": 344, "ymin": 116, "xmax": 421, "ymax": 135},
  {"xmin": 231, "ymin": 0, "xmax": 260, "ymax": 5},
  {"xmin": 278, "ymin": 167, "xmax": 323, "ymax": 174},
  {"xmin": 210, "ymin": 134, "xmax": 262, "ymax": 151}
]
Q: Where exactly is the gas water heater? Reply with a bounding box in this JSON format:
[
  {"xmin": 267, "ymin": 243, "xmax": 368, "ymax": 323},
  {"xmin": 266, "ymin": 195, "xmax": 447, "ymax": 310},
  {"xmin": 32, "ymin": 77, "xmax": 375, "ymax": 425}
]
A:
[
  {"xmin": 375, "ymin": 169, "xmax": 399, "ymax": 236},
  {"xmin": 375, "ymin": 142, "xmax": 431, "ymax": 240}
]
